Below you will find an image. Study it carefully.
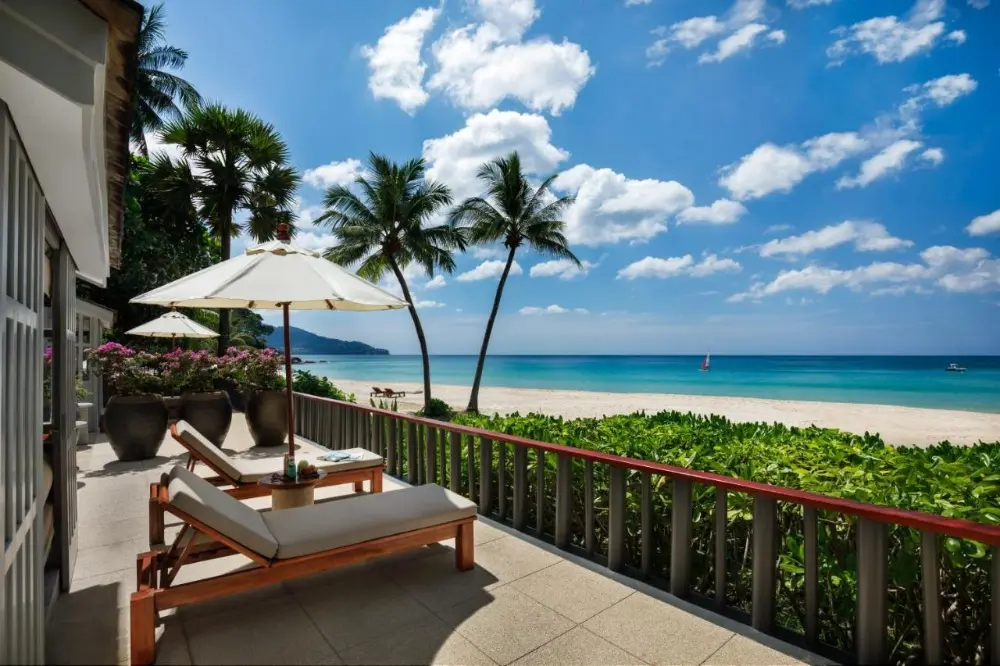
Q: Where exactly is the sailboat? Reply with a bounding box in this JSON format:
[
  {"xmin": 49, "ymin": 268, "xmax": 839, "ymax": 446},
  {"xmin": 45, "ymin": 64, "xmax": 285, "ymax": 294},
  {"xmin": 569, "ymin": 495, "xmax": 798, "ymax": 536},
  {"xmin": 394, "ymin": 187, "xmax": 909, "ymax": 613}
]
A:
[{"xmin": 700, "ymin": 352, "xmax": 711, "ymax": 372}]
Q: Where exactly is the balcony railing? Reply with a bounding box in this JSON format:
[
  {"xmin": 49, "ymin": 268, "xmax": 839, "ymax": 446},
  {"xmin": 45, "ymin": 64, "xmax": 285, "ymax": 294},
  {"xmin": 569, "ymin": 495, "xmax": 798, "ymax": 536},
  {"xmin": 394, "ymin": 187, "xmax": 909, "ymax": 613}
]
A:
[{"xmin": 292, "ymin": 392, "xmax": 1000, "ymax": 665}]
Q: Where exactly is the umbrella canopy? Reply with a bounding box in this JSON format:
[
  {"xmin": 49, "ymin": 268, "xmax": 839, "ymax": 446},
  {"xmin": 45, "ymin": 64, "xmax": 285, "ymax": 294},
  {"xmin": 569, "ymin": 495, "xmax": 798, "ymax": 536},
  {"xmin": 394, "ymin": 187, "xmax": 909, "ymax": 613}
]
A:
[
  {"xmin": 126, "ymin": 311, "xmax": 219, "ymax": 339},
  {"xmin": 130, "ymin": 226, "xmax": 407, "ymax": 464}
]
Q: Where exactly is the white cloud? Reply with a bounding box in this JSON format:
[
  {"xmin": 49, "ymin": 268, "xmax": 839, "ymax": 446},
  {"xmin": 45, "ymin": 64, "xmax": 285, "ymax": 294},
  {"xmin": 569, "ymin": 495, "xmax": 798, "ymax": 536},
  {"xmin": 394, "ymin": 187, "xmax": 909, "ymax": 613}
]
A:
[
  {"xmin": 423, "ymin": 110, "xmax": 568, "ymax": 202},
  {"xmin": 677, "ymin": 199, "xmax": 747, "ymax": 224},
  {"xmin": 920, "ymin": 147, "xmax": 944, "ymax": 165},
  {"xmin": 427, "ymin": 0, "xmax": 594, "ymax": 115},
  {"xmin": 760, "ymin": 221, "xmax": 912, "ymax": 257},
  {"xmin": 472, "ymin": 246, "xmax": 508, "ymax": 260},
  {"xmin": 361, "ymin": 6, "xmax": 441, "ymax": 113},
  {"xmin": 519, "ymin": 304, "xmax": 589, "ymax": 315},
  {"xmin": 302, "ymin": 158, "xmax": 363, "ymax": 189},
  {"xmin": 617, "ymin": 254, "xmax": 741, "ymax": 280},
  {"xmin": 835, "ymin": 139, "xmax": 923, "ymax": 189},
  {"xmin": 292, "ymin": 230, "xmax": 339, "ymax": 252},
  {"xmin": 764, "ymin": 224, "xmax": 793, "ymax": 234},
  {"xmin": 946, "ymin": 30, "xmax": 967, "ymax": 45},
  {"xmin": 903, "ymin": 73, "xmax": 978, "ymax": 110},
  {"xmin": 969, "ymin": 0, "xmax": 990, "ymax": 8},
  {"xmin": 788, "ymin": 0, "xmax": 836, "ymax": 7},
  {"xmin": 625, "ymin": 0, "xmax": 653, "ymax": 5},
  {"xmin": 646, "ymin": 0, "xmax": 783, "ymax": 67},
  {"xmin": 720, "ymin": 132, "xmax": 868, "ymax": 200},
  {"xmin": 529, "ymin": 258, "xmax": 595, "ymax": 280},
  {"xmin": 414, "ymin": 298, "xmax": 446, "ymax": 309},
  {"xmin": 424, "ymin": 275, "xmax": 447, "ymax": 289},
  {"xmin": 967, "ymin": 210, "xmax": 1000, "ymax": 237},
  {"xmin": 456, "ymin": 259, "xmax": 523, "ymax": 282},
  {"xmin": 827, "ymin": 0, "xmax": 951, "ymax": 65},
  {"xmin": 729, "ymin": 244, "xmax": 999, "ymax": 301},
  {"xmin": 553, "ymin": 164, "xmax": 694, "ymax": 245}
]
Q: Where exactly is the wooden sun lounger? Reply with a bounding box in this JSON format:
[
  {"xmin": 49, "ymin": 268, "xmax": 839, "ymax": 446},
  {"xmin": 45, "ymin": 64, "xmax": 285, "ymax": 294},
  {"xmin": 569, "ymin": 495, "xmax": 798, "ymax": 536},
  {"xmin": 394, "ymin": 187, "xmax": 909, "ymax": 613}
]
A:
[
  {"xmin": 382, "ymin": 387, "xmax": 406, "ymax": 398},
  {"xmin": 371, "ymin": 386, "xmax": 385, "ymax": 396},
  {"xmin": 170, "ymin": 421, "xmax": 384, "ymax": 500},
  {"xmin": 132, "ymin": 466, "xmax": 477, "ymax": 665}
]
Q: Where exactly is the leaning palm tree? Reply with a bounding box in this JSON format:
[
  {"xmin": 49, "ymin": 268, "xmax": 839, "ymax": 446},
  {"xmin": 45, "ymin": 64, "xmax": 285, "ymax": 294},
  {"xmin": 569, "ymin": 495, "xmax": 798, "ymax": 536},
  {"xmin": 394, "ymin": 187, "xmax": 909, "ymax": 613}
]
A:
[
  {"xmin": 158, "ymin": 103, "xmax": 299, "ymax": 352},
  {"xmin": 451, "ymin": 152, "xmax": 579, "ymax": 413},
  {"xmin": 317, "ymin": 154, "xmax": 462, "ymax": 411},
  {"xmin": 131, "ymin": 3, "xmax": 201, "ymax": 153}
]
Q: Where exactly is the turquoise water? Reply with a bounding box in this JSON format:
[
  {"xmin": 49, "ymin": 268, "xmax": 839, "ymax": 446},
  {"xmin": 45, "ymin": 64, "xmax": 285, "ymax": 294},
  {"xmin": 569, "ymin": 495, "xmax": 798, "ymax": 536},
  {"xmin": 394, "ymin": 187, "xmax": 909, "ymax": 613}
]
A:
[{"xmin": 298, "ymin": 355, "xmax": 1000, "ymax": 413}]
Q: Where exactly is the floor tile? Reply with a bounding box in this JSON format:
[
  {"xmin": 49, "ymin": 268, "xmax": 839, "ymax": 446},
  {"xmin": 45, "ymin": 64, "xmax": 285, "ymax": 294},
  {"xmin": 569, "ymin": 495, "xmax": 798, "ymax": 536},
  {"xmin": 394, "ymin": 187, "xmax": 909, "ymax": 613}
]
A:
[
  {"xmin": 468, "ymin": 536, "xmax": 562, "ymax": 584},
  {"xmin": 46, "ymin": 608, "xmax": 128, "ymax": 665},
  {"xmin": 75, "ymin": 539, "xmax": 148, "ymax": 578},
  {"xmin": 584, "ymin": 593, "xmax": 732, "ymax": 666},
  {"xmin": 437, "ymin": 585, "xmax": 575, "ymax": 665},
  {"xmin": 702, "ymin": 635, "xmax": 806, "ymax": 666},
  {"xmin": 511, "ymin": 560, "xmax": 634, "ymax": 623},
  {"xmin": 338, "ymin": 615, "xmax": 496, "ymax": 666},
  {"xmin": 383, "ymin": 548, "xmax": 500, "ymax": 612},
  {"xmin": 511, "ymin": 626, "xmax": 647, "ymax": 666}
]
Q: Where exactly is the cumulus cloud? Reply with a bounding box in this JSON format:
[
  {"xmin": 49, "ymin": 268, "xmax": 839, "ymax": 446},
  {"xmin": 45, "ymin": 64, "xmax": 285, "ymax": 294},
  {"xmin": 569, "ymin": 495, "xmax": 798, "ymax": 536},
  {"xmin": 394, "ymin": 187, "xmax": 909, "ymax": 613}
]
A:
[
  {"xmin": 835, "ymin": 139, "xmax": 924, "ymax": 189},
  {"xmin": 302, "ymin": 158, "xmax": 363, "ymax": 189},
  {"xmin": 625, "ymin": 0, "xmax": 653, "ymax": 5},
  {"xmin": 967, "ymin": 210, "xmax": 1000, "ymax": 237},
  {"xmin": 728, "ymin": 245, "xmax": 999, "ymax": 301},
  {"xmin": 968, "ymin": 0, "xmax": 990, "ymax": 8},
  {"xmin": 617, "ymin": 254, "xmax": 741, "ymax": 280},
  {"xmin": 472, "ymin": 246, "xmax": 508, "ymax": 260},
  {"xmin": 920, "ymin": 147, "xmax": 944, "ymax": 165},
  {"xmin": 529, "ymin": 258, "xmax": 595, "ymax": 280},
  {"xmin": 292, "ymin": 230, "xmax": 339, "ymax": 252},
  {"xmin": 519, "ymin": 304, "xmax": 589, "ymax": 315},
  {"xmin": 677, "ymin": 199, "xmax": 747, "ymax": 224},
  {"xmin": 946, "ymin": 30, "xmax": 967, "ymax": 45},
  {"xmin": 646, "ymin": 0, "xmax": 785, "ymax": 66},
  {"xmin": 424, "ymin": 275, "xmax": 447, "ymax": 289},
  {"xmin": 427, "ymin": 0, "xmax": 594, "ymax": 115},
  {"xmin": 456, "ymin": 259, "xmax": 523, "ymax": 282},
  {"xmin": 553, "ymin": 164, "xmax": 694, "ymax": 245},
  {"xmin": 787, "ymin": 0, "xmax": 836, "ymax": 7},
  {"xmin": 361, "ymin": 6, "xmax": 441, "ymax": 113},
  {"xmin": 764, "ymin": 224, "xmax": 793, "ymax": 234},
  {"xmin": 422, "ymin": 110, "xmax": 568, "ymax": 202},
  {"xmin": 759, "ymin": 221, "xmax": 912, "ymax": 257},
  {"xmin": 414, "ymin": 299, "xmax": 446, "ymax": 309},
  {"xmin": 826, "ymin": 0, "xmax": 954, "ymax": 65}
]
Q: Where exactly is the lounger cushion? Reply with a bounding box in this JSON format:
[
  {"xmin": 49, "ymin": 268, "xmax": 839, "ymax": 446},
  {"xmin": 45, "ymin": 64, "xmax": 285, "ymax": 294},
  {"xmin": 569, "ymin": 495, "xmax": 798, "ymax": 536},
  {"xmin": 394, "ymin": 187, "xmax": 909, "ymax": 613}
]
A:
[
  {"xmin": 262, "ymin": 484, "xmax": 477, "ymax": 559},
  {"xmin": 174, "ymin": 421, "xmax": 244, "ymax": 483},
  {"xmin": 236, "ymin": 445, "xmax": 383, "ymax": 482},
  {"xmin": 167, "ymin": 466, "xmax": 279, "ymax": 559}
]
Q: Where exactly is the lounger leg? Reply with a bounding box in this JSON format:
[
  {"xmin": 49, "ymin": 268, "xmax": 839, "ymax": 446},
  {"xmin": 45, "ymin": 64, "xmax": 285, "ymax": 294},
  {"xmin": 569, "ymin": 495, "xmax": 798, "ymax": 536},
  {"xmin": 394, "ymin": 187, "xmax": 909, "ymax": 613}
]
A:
[
  {"xmin": 456, "ymin": 522, "xmax": 474, "ymax": 571},
  {"xmin": 371, "ymin": 470, "xmax": 382, "ymax": 493},
  {"xmin": 354, "ymin": 480, "xmax": 364, "ymax": 493},
  {"xmin": 130, "ymin": 589, "xmax": 157, "ymax": 666}
]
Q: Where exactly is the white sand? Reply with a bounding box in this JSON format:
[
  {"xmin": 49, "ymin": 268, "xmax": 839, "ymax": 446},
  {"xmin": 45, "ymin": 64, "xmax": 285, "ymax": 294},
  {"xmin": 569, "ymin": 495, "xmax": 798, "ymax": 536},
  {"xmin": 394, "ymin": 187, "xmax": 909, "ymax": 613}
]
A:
[{"xmin": 335, "ymin": 378, "xmax": 1000, "ymax": 448}]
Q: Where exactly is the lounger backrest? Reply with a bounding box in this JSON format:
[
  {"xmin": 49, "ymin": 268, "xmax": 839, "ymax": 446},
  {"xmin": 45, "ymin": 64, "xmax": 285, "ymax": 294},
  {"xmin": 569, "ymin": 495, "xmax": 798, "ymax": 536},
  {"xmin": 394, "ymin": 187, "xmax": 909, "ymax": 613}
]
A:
[
  {"xmin": 167, "ymin": 466, "xmax": 278, "ymax": 559},
  {"xmin": 175, "ymin": 421, "xmax": 244, "ymax": 482}
]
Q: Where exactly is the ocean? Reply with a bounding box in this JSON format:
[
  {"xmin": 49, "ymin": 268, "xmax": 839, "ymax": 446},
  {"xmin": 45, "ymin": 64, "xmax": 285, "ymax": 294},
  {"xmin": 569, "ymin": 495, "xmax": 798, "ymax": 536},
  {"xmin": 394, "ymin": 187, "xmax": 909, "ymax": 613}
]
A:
[{"xmin": 297, "ymin": 355, "xmax": 1000, "ymax": 413}]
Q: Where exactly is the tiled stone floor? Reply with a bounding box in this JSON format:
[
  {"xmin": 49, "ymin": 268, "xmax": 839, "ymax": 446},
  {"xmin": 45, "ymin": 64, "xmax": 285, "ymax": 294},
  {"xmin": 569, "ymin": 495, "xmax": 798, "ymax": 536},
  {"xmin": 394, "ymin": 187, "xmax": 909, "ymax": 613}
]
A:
[{"xmin": 47, "ymin": 417, "xmax": 826, "ymax": 665}]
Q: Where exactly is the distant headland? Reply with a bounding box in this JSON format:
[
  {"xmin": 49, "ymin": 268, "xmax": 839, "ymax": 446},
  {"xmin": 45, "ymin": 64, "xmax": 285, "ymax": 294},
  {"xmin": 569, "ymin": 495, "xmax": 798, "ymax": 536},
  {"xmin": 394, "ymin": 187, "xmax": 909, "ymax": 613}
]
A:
[{"xmin": 266, "ymin": 326, "xmax": 389, "ymax": 356}]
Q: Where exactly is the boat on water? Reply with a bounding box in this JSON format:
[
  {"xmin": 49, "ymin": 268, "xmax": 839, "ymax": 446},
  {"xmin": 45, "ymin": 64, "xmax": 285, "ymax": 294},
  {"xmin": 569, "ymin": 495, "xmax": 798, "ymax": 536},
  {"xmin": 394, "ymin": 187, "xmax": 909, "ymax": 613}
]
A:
[
  {"xmin": 945, "ymin": 363, "xmax": 967, "ymax": 372},
  {"xmin": 700, "ymin": 352, "xmax": 710, "ymax": 372}
]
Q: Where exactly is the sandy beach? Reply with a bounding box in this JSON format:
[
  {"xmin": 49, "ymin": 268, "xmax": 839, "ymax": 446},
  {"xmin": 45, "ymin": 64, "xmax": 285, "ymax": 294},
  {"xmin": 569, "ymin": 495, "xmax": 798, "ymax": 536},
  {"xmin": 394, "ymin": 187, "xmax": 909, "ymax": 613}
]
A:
[{"xmin": 335, "ymin": 378, "xmax": 1000, "ymax": 447}]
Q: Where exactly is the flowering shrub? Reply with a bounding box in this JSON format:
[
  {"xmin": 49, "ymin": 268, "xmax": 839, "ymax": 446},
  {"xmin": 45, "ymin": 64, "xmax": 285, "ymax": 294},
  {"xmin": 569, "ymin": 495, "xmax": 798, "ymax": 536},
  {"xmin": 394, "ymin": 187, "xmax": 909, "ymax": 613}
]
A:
[
  {"xmin": 43, "ymin": 347, "xmax": 91, "ymax": 404},
  {"xmin": 160, "ymin": 349, "xmax": 218, "ymax": 394},
  {"xmin": 221, "ymin": 347, "xmax": 283, "ymax": 392},
  {"xmin": 86, "ymin": 342, "xmax": 163, "ymax": 396}
]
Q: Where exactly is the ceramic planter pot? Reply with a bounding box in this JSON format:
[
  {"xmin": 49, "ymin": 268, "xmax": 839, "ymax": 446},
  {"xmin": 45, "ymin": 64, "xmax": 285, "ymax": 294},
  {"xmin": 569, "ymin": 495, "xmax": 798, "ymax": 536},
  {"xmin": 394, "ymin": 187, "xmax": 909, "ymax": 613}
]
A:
[
  {"xmin": 104, "ymin": 395, "xmax": 167, "ymax": 461},
  {"xmin": 245, "ymin": 390, "xmax": 287, "ymax": 448},
  {"xmin": 214, "ymin": 378, "xmax": 246, "ymax": 412},
  {"xmin": 163, "ymin": 396, "xmax": 183, "ymax": 423},
  {"xmin": 180, "ymin": 391, "xmax": 233, "ymax": 447}
]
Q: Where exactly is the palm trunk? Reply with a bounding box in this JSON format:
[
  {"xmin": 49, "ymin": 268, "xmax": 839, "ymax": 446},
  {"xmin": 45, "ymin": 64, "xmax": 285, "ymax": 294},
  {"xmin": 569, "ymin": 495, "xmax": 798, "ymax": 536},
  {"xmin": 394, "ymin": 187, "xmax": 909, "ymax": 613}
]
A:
[
  {"xmin": 389, "ymin": 259, "xmax": 432, "ymax": 411},
  {"xmin": 467, "ymin": 247, "xmax": 517, "ymax": 413},
  {"xmin": 217, "ymin": 219, "xmax": 232, "ymax": 355}
]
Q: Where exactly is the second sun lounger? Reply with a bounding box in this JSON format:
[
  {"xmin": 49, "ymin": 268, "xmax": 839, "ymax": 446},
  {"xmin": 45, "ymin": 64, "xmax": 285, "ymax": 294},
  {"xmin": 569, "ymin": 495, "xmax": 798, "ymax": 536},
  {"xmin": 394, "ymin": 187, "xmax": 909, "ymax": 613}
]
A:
[{"xmin": 132, "ymin": 465, "xmax": 477, "ymax": 665}]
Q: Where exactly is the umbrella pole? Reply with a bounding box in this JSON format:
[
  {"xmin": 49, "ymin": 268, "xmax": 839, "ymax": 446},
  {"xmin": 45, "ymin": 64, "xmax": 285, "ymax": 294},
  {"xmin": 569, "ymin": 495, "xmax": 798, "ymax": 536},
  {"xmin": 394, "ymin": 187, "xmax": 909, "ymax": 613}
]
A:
[{"xmin": 283, "ymin": 303, "xmax": 295, "ymax": 459}]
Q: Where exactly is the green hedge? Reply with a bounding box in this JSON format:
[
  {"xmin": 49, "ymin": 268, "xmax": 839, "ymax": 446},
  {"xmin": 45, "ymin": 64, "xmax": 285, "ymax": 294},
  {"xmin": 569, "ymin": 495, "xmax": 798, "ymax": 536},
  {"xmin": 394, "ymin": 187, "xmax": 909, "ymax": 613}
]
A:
[{"xmin": 451, "ymin": 410, "xmax": 1000, "ymax": 665}]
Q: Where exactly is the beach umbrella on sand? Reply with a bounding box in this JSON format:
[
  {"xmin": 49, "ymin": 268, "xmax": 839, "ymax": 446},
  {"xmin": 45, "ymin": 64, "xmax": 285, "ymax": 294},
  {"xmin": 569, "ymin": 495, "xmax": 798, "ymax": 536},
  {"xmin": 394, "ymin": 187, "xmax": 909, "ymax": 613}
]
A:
[
  {"xmin": 129, "ymin": 223, "xmax": 407, "ymax": 461},
  {"xmin": 126, "ymin": 310, "xmax": 218, "ymax": 349}
]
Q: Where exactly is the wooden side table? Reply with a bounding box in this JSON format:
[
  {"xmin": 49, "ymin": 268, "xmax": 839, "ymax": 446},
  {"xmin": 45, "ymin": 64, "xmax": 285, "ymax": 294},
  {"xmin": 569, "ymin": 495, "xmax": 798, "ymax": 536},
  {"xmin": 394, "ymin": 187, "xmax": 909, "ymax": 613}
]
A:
[{"xmin": 257, "ymin": 471, "xmax": 328, "ymax": 510}]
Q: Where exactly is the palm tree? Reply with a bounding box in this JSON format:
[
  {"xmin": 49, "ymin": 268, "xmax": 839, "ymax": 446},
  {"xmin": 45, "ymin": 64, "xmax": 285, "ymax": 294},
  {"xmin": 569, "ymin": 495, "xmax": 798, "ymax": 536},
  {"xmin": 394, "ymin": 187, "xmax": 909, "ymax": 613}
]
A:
[
  {"xmin": 131, "ymin": 3, "xmax": 201, "ymax": 154},
  {"xmin": 451, "ymin": 152, "xmax": 579, "ymax": 413},
  {"xmin": 317, "ymin": 154, "xmax": 462, "ymax": 411},
  {"xmin": 157, "ymin": 103, "xmax": 299, "ymax": 352}
]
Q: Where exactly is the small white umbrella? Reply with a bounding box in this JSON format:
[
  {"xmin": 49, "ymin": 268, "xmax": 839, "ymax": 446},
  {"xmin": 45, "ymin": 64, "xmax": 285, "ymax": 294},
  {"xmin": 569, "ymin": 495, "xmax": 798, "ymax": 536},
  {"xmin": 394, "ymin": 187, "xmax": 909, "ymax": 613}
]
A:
[
  {"xmin": 130, "ymin": 225, "xmax": 407, "ymax": 460},
  {"xmin": 126, "ymin": 311, "xmax": 219, "ymax": 348}
]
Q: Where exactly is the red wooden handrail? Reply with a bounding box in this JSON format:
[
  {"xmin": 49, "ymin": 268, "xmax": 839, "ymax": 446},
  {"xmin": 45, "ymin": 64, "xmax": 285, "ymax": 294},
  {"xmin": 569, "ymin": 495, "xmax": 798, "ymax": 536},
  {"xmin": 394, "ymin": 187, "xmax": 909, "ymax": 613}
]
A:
[{"xmin": 297, "ymin": 393, "xmax": 1000, "ymax": 546}]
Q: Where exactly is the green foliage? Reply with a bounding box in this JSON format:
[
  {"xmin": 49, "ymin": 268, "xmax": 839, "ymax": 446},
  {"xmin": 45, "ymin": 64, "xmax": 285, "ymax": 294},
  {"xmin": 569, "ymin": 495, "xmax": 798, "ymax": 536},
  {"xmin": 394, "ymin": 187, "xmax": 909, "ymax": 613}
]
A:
[
  {"xmin": 450, "ymin": 409, "xmax": 1000, "ymax": 664},
  {"xmin": 370, "ymin": 397, "xmax": 399, "ymax": 412},
  {"xmin": 417, "ymin": 397, "xmax": 453, "ymax": 420},
  {"xmin": 292, "ymin": 370, "xmax": 355, "ymax": 402}
]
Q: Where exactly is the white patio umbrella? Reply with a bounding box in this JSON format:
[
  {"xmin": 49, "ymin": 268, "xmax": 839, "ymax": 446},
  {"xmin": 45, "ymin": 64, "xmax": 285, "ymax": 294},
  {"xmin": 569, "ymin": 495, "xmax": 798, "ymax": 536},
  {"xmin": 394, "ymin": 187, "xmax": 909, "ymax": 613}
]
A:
[
  {"xmin": 130, "ymin": 224, "xmax": 407, "ymax": 460},
  {"xmin": 126, "ymin": 311, "xmax": 218, "ymax": 348}
]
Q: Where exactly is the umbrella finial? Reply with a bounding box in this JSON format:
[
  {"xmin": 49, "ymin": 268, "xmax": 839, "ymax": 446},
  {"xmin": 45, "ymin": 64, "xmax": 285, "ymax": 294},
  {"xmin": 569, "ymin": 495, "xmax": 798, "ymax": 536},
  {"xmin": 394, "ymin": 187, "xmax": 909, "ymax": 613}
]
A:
[{"xmin": 277, "ymin": 223, "xmax": 290, "ymax": 241}]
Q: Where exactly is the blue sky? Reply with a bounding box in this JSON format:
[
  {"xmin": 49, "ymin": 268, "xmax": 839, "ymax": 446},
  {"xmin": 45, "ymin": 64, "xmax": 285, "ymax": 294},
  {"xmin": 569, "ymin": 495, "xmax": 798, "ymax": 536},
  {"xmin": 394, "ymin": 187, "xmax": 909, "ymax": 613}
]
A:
[{"xmin": 156, "ymin": 0, "xmax": 1000, "ymax": 355}]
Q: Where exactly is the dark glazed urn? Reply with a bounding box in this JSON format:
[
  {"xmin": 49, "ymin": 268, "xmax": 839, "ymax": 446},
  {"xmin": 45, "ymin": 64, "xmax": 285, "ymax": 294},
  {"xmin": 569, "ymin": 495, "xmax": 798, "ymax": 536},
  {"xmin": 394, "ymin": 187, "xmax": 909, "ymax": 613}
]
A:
[
  {"xmin": 245, "ymin": 390, "xmax": 288, "ymax": 448},
  {"xmin": 180, "ymin": 391, "xmax": 233, "ymax": 447},
  {"xmin": 214, "ymin": 378, "xmax": 246, "ymax": 412},
  {"xmin": 104, "ymin": 395, "xmax": 168, "ymax": 461},
  {"xmin": 163, "ymin": 396, "xmax": 183, "ymax": 423}
]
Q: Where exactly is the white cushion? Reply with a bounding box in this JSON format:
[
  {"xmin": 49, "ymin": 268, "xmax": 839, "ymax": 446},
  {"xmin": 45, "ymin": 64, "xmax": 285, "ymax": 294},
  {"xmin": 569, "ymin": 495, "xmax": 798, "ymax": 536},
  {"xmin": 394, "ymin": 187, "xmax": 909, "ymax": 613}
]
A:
[
  {"xmin": 235, "ymin": 445, "xmax": 383, "ymax": 482},
  {"xmin": 262, "ymin": 484, "xmax": 477, "ymax": 559},
  {"xmin": 175, "ymin": 421, "xmax": 244, "ymax": 483},
  {"xmin": 167, "ymin": 466, "xmax": 278, "ymax": 559}
]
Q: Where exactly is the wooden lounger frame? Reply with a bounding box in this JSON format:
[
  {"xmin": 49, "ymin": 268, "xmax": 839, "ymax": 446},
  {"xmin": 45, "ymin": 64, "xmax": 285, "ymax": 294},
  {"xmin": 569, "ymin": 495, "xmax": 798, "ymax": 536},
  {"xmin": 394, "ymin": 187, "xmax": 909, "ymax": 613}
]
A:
[
  {"xmin": 170, "ymin": 423, "xmax": 383, "ymax": 499},
  {"xmin": 132, "ymin": 475, "xmax": 476, "ymax": 666}
]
